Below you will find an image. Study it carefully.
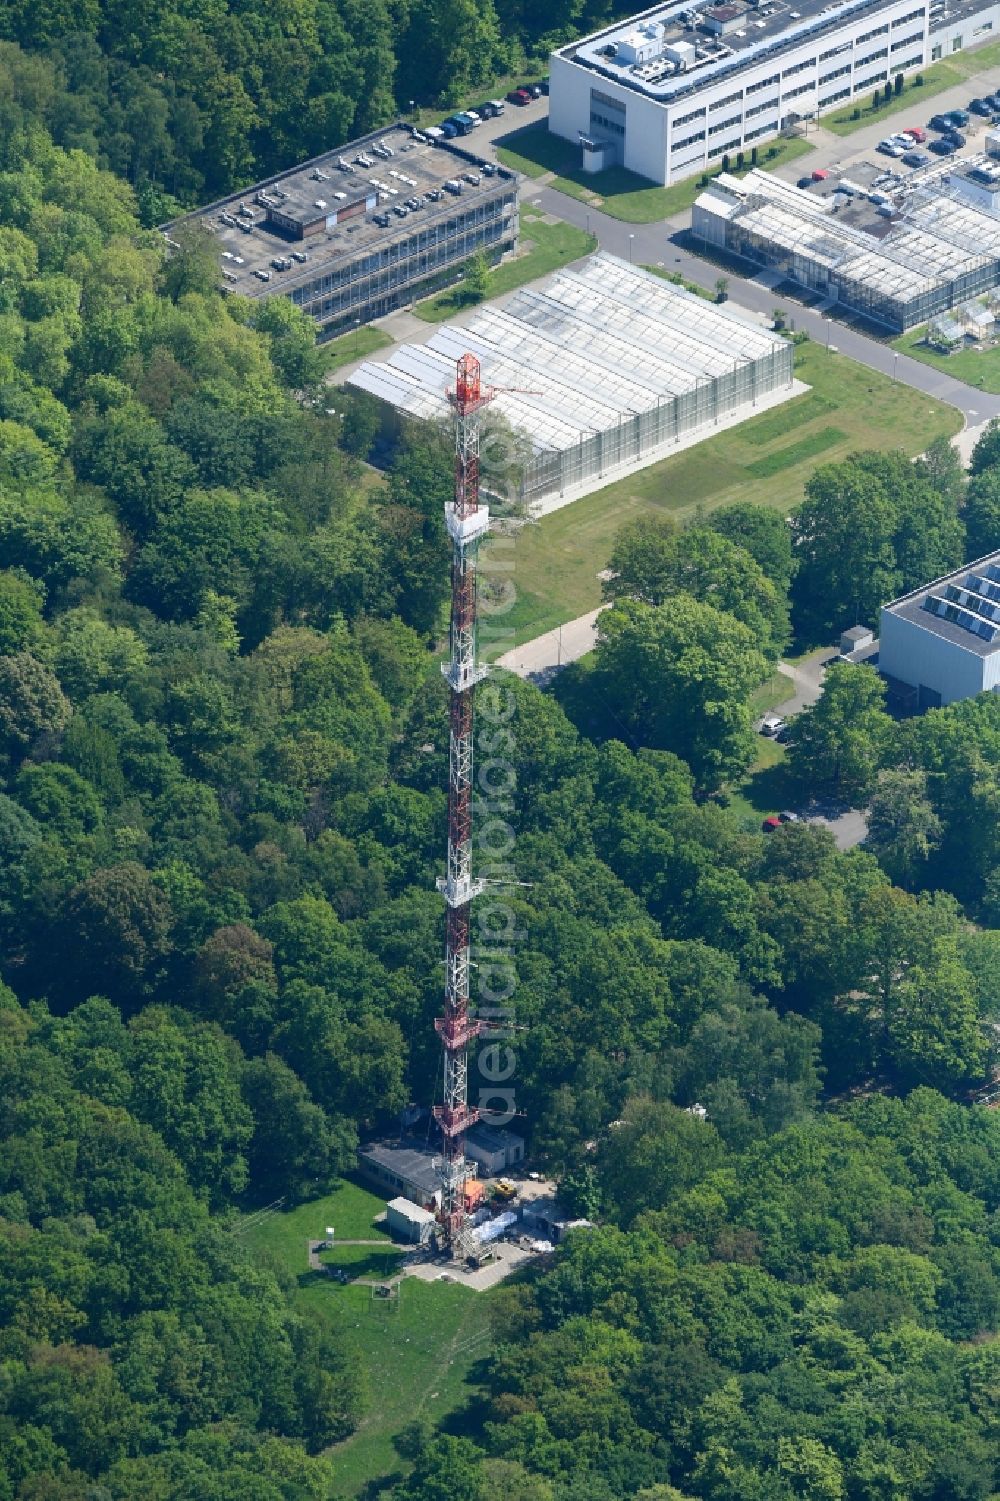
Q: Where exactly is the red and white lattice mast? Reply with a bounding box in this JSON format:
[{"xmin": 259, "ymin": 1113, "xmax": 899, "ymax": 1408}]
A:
[{"xmin": 434, "ymin": 354, "xmax": 492, "ymax": 1257}]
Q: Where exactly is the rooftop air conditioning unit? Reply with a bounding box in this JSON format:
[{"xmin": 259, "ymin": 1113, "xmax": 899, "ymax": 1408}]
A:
[{"xmin": 315, "ymin": 199, "xmax": 327, "ymax": 209}]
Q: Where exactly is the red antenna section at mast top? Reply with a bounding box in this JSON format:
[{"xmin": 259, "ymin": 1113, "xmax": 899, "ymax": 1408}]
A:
[{"xmin": 453, "ymin": 352, "xmax": 483, "ymax": 415}]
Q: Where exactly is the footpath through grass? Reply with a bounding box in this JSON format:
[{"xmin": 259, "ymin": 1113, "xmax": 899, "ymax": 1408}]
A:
[
  {"xmin": 892, "ymin": 322, "xmax": 1000, "ymax": 393},
  {"xmin": 489, "ymin": 340, "xmax": 962, "ymax": 643},
  {"xmin": 495, "ymin": 124, "xmax": 812, "ymax": 222},
  {"xmin": 241, "ymin": 1179, "xmax": 494, "ymax": 1499},
  {"xmin": 413, "ymin": 204, "xmax": 595, "ymax": 321}
]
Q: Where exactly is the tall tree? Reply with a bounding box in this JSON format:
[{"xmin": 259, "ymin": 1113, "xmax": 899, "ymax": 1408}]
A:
[{"xmin": 594, "ymin": 596, "xmax": 769, "ymax": 789}]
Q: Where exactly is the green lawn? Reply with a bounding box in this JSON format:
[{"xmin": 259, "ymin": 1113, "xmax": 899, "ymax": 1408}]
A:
[
  {"xmin": 323, "ymin": 326, "xmax": 393, "ymax": 371},
  {"xmin": 239, "ymin": 1177, "xmax": 391, "ymax": 1269},
  {"xmin": 892, "ymin": 322, "xmax": 1000, "ymax": 393},
  {"xmin": 750, "ymin": 670, "xmax": 794, "ymax": 720},
  {"xmin": 320, "ymin": 1279, "xmax": 493, "ymax": 1498},
  {"xmin": 821, "ymin": 36, "xmax": 1000, "ymax": 135},
  {"xmin": 495, "ymin": 124, "xmax": 812, "ymax": 222},
  {"xmin": 822, "ymin": 61, "xmax": 962, "ymax": 134},
  {"xmin": 726, "ymin": 739, "xmax": 797, "ymax": 828},
  {"xmin": 413, "ymin": 205, "xmax": 595, "ymax": 321},
  {"xmin": 643, "ymin": 264, "xmax": 714, "ymax": 300},
  {"xmin": 240, "ymin": 1180, "xmax": 495, "ymax": 1498},
  {"xmin": 486, "ymin": 341, "xmax": 962, "ymax": 643},
  {"xmin": 319, "ymin": 1243, "xmax": 409, "ymax": 1278},
  {"xmin": 948, "ymin": 36, "xmax": 1000, "ymax": 77}
]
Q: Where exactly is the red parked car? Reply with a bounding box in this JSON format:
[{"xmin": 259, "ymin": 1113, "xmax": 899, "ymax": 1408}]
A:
[
  {"xmin": 762, "ymin": 815, "xmax": 782, "ymax": 833},
  {"xmin": 506, "ymin": 88, "xmax": 532, "ymax": 106},
  {"xmin": 903, "ymin": 125, "xmax": 927, "ymax": 141}
]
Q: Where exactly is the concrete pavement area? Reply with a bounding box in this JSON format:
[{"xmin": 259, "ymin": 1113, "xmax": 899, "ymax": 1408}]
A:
[{"xmin": 774, "ymin": 650, "xmax": 839, "ymax": 716}]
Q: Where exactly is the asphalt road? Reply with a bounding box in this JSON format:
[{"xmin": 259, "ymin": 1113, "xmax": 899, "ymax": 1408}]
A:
[
  {"xmin": 522, "ymin": 179, "xmax": 1000, "ymax": 427},
  {"xmin": 474, "ymin": 60, "xmax": 1000, "ymax": 428}
]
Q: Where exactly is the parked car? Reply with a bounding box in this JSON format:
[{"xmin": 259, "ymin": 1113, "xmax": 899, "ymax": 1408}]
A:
[
  {"xmin": 540, "ymin": 76, "xmax": 550, "ymax": 94},
  {"xmin": 475, "ymin": 101, "xmax": 498, "ymax": 119},
  {"xmin": 759, "ymin": 713, "xmax": 785, "ymax": 737},
  {"xmin": 797, "ymin": 174, "xmax": 814, "ymax": 187},
  {"xmin": 811, "ymin": 167, "xmax": 829, "ymax": 180},
  {"xmin": 944, "ymin": 129, "xmax": 967, "ymax": 146},
  {"xmin": 929, "ymin": 137, "xmax": 956, "ymax": 155},
  {"xmin": 507, "ymin": 87, "xmax": 531, "ymax": 105},
  {"xmin": 970, "ymin": 97, "xmax": 993, "ymax": 115},
  {"xmin": 877, "ymin": 138, "xmax": 906, "ymax": 156},
  {"xmin": 902, "ymin": 125, "xmax": 927, "ymax": 141},
  {"xmin": 928, "ymin": 113, "xmax": 952, "ymax": 131},
  {"xmin": 439, "ymin": 119, "xmax": 458, "ymax": 137},
  {"xmin": 903, "ymin": 149, "xmax": 930, "ymax": 166},
  {"xmin": 778, "ymin": 810, "xmax": 800, "ymax": 824},
  {"xmin": 762, "ymin": 815, "xmax": 783, "ymax": 833},
  {"xmin": 526, "ymin": 82, "xmax": 542, "ymax": 97},
  {"xmin": 947, "ymin": 109, "xmax": 970, "ymax": 125}
]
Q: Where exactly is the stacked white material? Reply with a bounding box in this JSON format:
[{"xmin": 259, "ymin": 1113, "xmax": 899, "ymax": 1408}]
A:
[{"xmin": 472, "ymin": 1210, "xmax": 518, "ymax": 1244}]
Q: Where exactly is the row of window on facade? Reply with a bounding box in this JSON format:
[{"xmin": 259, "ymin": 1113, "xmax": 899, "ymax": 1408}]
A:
[{"xmin": 297, "ymin": 226, "xmax": 513, "ymax": 316}]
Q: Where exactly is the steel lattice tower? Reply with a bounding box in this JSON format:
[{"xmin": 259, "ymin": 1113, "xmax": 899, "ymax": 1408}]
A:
[{"xmin": 433, "ymin": 353, "xmax": 492, "ymax": 1257}]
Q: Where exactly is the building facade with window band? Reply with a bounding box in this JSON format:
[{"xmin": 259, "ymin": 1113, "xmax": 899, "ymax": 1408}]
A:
[
  {"xmin": 166, "ymin": 122, "xmax": 519, "ymax": 337},
  {"xmin": 549, "ymin": 0, "xmax": 1000, "ymax": 187}
]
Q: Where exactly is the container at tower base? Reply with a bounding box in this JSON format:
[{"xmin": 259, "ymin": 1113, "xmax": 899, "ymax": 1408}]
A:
[{"xmin": 386, "ymin": 1196, "xmax": 437, "ymax": 1244}]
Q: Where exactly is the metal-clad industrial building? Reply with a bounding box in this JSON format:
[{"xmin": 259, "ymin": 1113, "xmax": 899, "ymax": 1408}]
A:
[
  {"xmin": 167, "ymin": 123, "xmax": 518, "ymax": 337},
  {"xmin": 693, "ymin": 168, "xmax": 1000, "ymax": 329},
  {"xmin": 349, "ymin": 253, "xmax": 794, "ymax": 509},
  {"xmin": 879, "ymin": 550, "xmax": 1000, "ymax": 709}
]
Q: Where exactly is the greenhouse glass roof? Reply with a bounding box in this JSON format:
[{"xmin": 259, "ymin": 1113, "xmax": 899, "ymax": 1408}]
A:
[{"xmin": 348, "ymin": 253, "xmax": 789, "ymax": 458}]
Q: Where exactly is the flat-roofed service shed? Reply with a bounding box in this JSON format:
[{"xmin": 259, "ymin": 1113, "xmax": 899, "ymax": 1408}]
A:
[
  {"xmin": 167, "ymin": 123, "xmax": 519, "ymax": 337},
  {"xmin": 349, "ymin": 253, "xmax": 796, "ymax": 511}
]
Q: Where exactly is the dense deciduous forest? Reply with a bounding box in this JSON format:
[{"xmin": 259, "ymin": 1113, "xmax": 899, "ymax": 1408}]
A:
[
  {"xmin": 3, "ymin": 14, "xmax": 1000, "ymax": 1495},
  {"xmin": 0, "ymin": 0, "xmax": 633, "ymax": 220}
]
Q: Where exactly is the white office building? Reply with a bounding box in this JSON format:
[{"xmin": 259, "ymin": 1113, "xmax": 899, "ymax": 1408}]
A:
[
  {"xmin": 549, "ymin": 0, "xmax": 1000, "ymax": 187},
  {"xmin": 879, "ymin": 550, "xmax": 1000, "ymax": 709}
]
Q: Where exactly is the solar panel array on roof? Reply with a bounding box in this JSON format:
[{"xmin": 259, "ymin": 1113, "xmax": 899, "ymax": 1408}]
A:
[{"xmin": 348, "ymin": 253, "xmax": 794, "ymax": 510}]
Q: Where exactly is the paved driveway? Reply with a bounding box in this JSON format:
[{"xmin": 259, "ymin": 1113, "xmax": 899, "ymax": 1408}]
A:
[{"xmin": 774, "ymin": 650, "xmax": 839, "ymax": 716}]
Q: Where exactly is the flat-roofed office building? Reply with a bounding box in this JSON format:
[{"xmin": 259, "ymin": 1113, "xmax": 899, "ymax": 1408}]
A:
[
  {"xmin": 549, "ymin": 0, "xmax": 1000, "ymax": 186},
  {"xmin": 167, "ymin": 122, "xmax": 518, "ymax": 336}
]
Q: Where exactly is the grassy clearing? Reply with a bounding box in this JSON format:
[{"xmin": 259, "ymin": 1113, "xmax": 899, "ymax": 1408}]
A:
[
  {"xmin": 323, "ymin": 326, "xmax": 393, "ymax": 371},
  {"xmin": 726, "ymin": 739, "xmax": 796, "ymax": 827},
  {"xmin": 822, "ymin": 62, "xmax": 962, "ymax": 135},
  {"xmin": 413, "ymin": 206, "xmax": 595, "ymax": 322},
  {"xmin": 495, "ymin": 124, "xmax": 812, "ymax": 222},
  {"xmin": 750, "ymin": 671, "xmax": 794, "ymax": 720},
  {"xmin": 241, "ymin": 1180, "xmax": 495, "ymax": 1499},
  {"xmin": 239, "ymin": 1177, "xmax": 391, "ymax": 1270},
  {"xmin": 488, "ymin": 341, "xmax": 962, "ymax": 643},
  {"xmin": 319, "ymin": 1243, "xmax": 409, "ymax": 1278},
  {"xmin": 742, "ymin": 390, "xmax": 835, "ymax": 444},
  {"xmin": 320, "ymin": 1279, "xmax": 493, "ymax": 1498},
  {"xmin": 891, "ymin": 323, "xmax": 1000, "ymax": 393},
  {"xmin": 744, "ymin": 425, "xmax": 846, "ymax": 478}
]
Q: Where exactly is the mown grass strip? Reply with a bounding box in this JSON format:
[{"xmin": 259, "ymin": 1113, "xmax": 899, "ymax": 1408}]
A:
[{"xmin": 744, "ymin": 425, "xmax": 846, "ymax": 477}]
